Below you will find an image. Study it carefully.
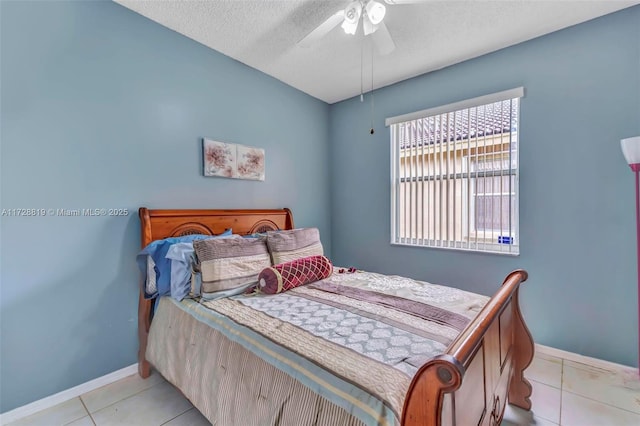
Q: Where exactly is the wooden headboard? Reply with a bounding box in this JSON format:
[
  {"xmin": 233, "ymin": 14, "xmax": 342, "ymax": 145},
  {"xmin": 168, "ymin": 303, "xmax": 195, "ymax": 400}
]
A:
[
  {"xmin": 136, "ymin": 207, "xmax": 294, "ymax": 378},
  {"xmin": 138, "ymin": 207, "xmax": 294, "ymax": 248}
]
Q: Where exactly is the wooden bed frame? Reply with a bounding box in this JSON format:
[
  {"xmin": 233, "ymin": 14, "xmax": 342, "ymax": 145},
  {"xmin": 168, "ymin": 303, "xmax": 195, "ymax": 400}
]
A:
[{"xmin": 138, "ymin": 207, "xmax": 534, "ymax": 426}]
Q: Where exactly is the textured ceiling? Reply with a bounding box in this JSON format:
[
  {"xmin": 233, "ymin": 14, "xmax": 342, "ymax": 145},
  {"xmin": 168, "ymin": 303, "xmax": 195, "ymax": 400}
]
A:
[{"xmin": 114, "ymin": 0, "xmax": 639, "ymax": 104}]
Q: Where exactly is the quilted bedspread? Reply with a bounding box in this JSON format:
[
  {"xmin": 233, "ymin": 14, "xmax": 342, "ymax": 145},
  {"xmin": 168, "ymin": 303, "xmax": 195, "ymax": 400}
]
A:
[{"xmin": 146, "ymin": 270, "xmax": 489, "ymax": 426}]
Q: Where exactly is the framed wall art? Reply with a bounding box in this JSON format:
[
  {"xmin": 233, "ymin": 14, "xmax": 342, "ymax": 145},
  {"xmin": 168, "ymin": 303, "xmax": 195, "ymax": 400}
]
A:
[{"xmin": 203, "ymin": 138, "xmax": 265, "ymax": 181}]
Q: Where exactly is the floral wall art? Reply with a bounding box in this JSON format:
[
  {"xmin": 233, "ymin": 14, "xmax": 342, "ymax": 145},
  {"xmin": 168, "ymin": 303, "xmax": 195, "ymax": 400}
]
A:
[{"xmin": 203, "ymin": 138, "xmax": 265, "ymax": 181}]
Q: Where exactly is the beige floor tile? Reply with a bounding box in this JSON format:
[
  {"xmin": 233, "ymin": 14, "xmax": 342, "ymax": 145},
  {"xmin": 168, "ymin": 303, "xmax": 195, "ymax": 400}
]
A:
[
  {"xmin": 81, "ymin": 371, "xmax": 164, "ymax": 413},
  {"xmin": 64, "ymin": 416, "xmax": 95, "ymax": 426},
  {"xmin": 91, "ymin": 381, "xmax": 192, "ymax": 426},
  {"xmin": 530, "ymin": 380, "xmax": 561, "ymax": 424},
  {"xmin": 501, "ymin": 404, "xmax": 558, "ymax": 426},
  {"xmin": 526, "ymin": 355, "xmax": 563, "ymax": 389},
  {"xmin": 533, "ymin": 350, "xmax": 566, "ymax": 364},
  {"xmin": 561, "ymin": 391, "xmax": 640, "ymax": 426},
  {"xmin": 162, "ymin": 408, "xmax": 210, "ymax": 426},
  {"xmin": 562, "ymin": 359, "xmax": 640, "ymax": 414},
  {"xmin": 6, "ymin": 398, "xmax": 87, "ymax": 426}
]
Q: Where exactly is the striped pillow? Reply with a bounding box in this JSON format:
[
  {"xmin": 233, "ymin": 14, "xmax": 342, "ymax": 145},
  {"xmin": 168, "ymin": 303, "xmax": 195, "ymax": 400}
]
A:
[
  {"xmin": 266, "ymin": 228, "xmax": 323, "ymax": 265},
  {"xmin": 193, "ymin": 237, "xmax": 271, "ymax": 295}
]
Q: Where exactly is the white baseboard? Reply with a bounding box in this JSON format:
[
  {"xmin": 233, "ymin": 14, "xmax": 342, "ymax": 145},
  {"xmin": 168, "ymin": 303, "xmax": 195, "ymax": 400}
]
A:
[
  {"xmin": 0, "ymin": 363, "xmax": 139, "ymax": 425},
  {"xmin": 535, "ymin": 343, "xmax": 635, "ymax": 371}
]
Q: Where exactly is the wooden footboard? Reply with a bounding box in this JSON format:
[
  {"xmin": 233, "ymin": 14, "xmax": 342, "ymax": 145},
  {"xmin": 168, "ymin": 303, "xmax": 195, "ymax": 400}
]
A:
[{"xmin": 402, "ymin": 270, "xmax": 533, "ymax": 426}]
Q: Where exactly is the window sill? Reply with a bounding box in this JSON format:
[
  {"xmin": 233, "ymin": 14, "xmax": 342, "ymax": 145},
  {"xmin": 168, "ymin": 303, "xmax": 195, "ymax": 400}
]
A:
[{"xmin": 390, "ymin": 240, "xmax": 520, "ymax": 256}]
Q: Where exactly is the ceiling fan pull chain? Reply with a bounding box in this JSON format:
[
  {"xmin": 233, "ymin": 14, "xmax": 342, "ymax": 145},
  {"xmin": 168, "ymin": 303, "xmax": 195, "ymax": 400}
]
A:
[
  {"xmin": 370, "ymin": 37, "xmax": 375, "ymax": 135},
  {"xmin": 360, "ymin": 38, "xmax": 364, "ymax": 102}
]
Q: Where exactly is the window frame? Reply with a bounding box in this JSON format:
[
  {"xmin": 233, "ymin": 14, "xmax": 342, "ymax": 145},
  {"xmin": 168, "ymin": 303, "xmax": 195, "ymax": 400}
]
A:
[{"xmin": 386, "ymin": 88, "xmax": 523, "ymax": 256}]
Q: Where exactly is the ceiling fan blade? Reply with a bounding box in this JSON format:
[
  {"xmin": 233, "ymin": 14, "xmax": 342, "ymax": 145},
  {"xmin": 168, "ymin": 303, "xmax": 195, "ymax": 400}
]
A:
[
  {"xmin": 372, "ymin": 21, "xmax": 395, "ymax": 55},
  {"xmin": 384, "ymin": 0, "xmax": 431, "ymax": 4},
  {"xmin": 298, "ymin": 10, "xmax": 344, "ymax": 48}
]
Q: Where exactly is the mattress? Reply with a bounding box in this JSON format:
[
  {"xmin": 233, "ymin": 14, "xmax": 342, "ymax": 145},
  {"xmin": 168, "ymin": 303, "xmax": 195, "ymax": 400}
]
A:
[{"xmin": 146, "ymin": 270, "xmax": 489, "ymax": 426}]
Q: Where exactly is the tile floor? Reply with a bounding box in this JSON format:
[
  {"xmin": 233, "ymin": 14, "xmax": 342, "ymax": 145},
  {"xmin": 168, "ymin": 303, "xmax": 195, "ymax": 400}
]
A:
[
  {"xmin": 502, "ymin": 351, "xmax": 640, "ymax": 426},
  {"xmin": 5, "ymin": 350, "xmax": 640, "ymax": 426}
]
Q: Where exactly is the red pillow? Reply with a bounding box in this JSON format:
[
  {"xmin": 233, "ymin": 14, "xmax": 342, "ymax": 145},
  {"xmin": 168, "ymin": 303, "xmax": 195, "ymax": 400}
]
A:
[{"xmin": 257, "ymin": 255, "xmax": 333, "ymax": 294}]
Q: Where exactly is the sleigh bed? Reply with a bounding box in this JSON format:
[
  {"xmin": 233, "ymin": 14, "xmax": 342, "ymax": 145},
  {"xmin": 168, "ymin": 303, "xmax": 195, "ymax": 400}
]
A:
[{"xmin": 138, "ymin": 207, "xmax": 534, "ymax": 426}]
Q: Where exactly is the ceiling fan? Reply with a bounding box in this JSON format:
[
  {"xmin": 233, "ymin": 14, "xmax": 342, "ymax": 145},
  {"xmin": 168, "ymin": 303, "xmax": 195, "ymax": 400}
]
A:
[{"xmin": 298, "ymin": 0, "xmax": 430, "ymax": 55}]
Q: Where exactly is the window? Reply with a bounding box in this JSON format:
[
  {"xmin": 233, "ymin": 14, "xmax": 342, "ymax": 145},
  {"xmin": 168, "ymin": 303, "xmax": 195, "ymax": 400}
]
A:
[{"xmin": 386, "ymin": 88, "xmax": 523, "ymax": 255}]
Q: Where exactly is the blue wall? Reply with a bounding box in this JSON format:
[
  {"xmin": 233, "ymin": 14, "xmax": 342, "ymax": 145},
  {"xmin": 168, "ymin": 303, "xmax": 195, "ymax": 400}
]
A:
[
  {"xmin": 0, "ymin": 1, "xmax": 330, "ymax": 412},
  {"xmin": 2, "ymin": 0, "xmax": 639, "ymax": 414},
  {"xmin": 329, "ymin": 6, "xmax": 640, "ymax": 367}
]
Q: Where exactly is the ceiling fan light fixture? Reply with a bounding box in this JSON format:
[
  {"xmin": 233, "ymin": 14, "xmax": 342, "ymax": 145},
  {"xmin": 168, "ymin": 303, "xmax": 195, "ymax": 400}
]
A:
[
  {"xmin": 363, "ymin": 18, "xmax": 379, "ymax": 36},
  {"xmin": 365, "ymin": 1, "xmax": 386, "ymax": 25},
  {"xmin": 342, "ymin": 1, "xmax": 362, "ymax": 34},
  {"xmin": 343, "ymin": 1, "xmax": 362, "ymax": 24},
  {"xmin": 341, "ymin": 18, "xmax": 359, "ymax": 35}
]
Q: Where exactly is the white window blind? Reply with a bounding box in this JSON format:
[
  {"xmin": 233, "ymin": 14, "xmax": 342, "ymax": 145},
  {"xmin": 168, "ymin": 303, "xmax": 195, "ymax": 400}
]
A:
[{"xmin": 388, "ymin": 88, "xmax": 523, "ymax": 255}]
